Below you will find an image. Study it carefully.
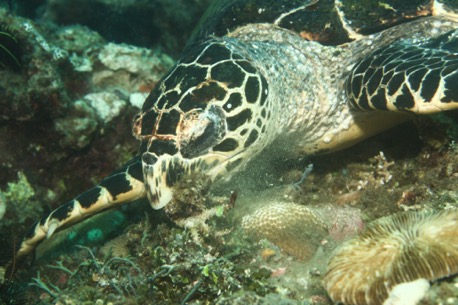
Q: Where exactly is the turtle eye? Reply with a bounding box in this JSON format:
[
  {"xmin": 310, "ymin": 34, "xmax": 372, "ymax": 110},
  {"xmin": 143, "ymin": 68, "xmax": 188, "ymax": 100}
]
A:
[{"xmin": 178, "ymin": 105, "xmax": 226, "ymax": 158}]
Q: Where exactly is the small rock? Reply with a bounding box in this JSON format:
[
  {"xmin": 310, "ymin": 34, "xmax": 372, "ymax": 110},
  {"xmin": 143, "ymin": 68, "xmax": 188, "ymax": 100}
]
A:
[
  {"xmin": 383, "ymin": 279, "xmax": 430, "ymax": 305},
  {"xmin": 84, "ymin": 92, "xmax": 126, "ymax": 123}
]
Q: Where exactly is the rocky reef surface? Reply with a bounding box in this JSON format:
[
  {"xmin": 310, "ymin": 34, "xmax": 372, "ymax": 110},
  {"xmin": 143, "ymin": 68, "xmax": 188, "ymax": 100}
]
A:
[{"xmin": 0, "ymin": 1, "xmax": 457, "ymax": 305}]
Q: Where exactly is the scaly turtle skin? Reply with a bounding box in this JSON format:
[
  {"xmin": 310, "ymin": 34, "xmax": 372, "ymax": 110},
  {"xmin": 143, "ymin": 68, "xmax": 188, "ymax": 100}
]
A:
[{"xmin": 17, "ymin": 0, "xmax": 458, "ymax": 256}]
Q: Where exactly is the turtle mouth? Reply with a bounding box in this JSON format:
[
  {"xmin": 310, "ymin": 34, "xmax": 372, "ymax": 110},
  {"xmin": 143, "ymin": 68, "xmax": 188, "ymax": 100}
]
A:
[{"xmin": 141, "ymin": 151, "xmax": 229, "ymax": 209}]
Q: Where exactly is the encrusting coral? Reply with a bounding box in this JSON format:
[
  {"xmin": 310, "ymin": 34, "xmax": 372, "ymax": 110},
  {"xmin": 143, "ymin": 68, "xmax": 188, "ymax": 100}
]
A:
[{"xmin": 324, "ymin": 209, "xmax": 458, "ymax": 305}]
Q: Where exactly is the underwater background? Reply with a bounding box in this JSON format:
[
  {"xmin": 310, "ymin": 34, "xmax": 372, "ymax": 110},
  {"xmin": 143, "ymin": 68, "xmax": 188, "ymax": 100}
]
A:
[{"xmin": 0, "ymin": 0, "xmax": 457, "ymax": 304}]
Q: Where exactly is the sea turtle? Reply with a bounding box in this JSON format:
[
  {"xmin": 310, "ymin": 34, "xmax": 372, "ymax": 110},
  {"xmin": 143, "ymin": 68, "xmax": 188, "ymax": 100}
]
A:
[{"xmin": 16, "ymin": 0, "xmax": 458, "ymax": 258}]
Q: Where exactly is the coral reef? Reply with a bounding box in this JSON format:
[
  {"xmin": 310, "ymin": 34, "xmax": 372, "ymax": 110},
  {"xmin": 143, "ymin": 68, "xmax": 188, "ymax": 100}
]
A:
[
  {"xmin": 0, "ymin": 171, "xmax": 41, "ymax": 227},
  {"xmin": 241, "ymin": 201, "xmax": 328, "ymax": 260},
  {"xmin": 100, "ymin": 234, "xmax": 130, "ymax": 258},
  {"xmin": 0, "ymin": 27, "xmax": 22, "ymax": 70},
  {"xmin": 0, "ymin": 8, "xmax": 70, "ymax": 121},
  {"xmin": 215, "ymin": 291, "xmax": 298, "ymax": 305},
  {"xmin": 20, "ymin": 214, "xmax": 279, "ymax": 304},
  {"xmin": 0, "ymin": 5, "xmax": 174, "ymax": 228},
  {"xmin": 318, "ymin": 206, "xmax": 365, "ymax": 242},
  {"xmin": 5, "ymin": 116, "xmax": 458, "ymax": 305},
  {"xmin": 324, "ymin": 210, "xmax": 458, "ymax": 305},
  {"xmin": 6, "ymin": 104, "xmax": 458, "ymax": 305},
  {"xmin": 1, "ymin": 1, "xmax": 458, "ymax": 305},
  {"xmin": 42, "ymin": 0, "xmax": 211, "ymax": 55},
  {"xmin": 53, "ymin": 100, "xmax": 98, "ymax": 149}
]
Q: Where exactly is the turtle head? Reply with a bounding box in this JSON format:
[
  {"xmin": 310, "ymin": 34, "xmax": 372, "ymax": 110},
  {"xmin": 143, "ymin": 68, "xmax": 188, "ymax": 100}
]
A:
[{"xmin": 133, "ymin": 41, "xmax": 269, "ymax": 209}]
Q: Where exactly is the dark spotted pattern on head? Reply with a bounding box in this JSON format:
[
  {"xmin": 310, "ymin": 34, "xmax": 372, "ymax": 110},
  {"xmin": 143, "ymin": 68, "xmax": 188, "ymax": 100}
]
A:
[
  {"xmin": 244, "ymin": 130, "xmax": 259, "ymax": 148},
  {"xmin": 227, "ymin": 109, "xmax": 252, "ymax": 131},
  {"xmin": 156, "ymin": 110, "xmax": 181, "ymax": 135},
  {"xmin": 148, "ymin": 139, "xmax": 179, "ymax": 156},
  {"xmin": 213, "ymin": 138, "xmax": 239, "ymax": 152},
  {"xmin": 135, "ymin": 41, "xmax": 269, "ymax": 166},
  {"xmin": 165, "ymin": 158, "xmax": 186, "ymax": 186},
  {"xmin": 192, "ymin": 81, "xmax": 227, "ymax": 102},
  {"xmin": 211, "ymin": 61, "xmax": 245, "ymax": 88},
  {"xmin": 223, "ymin": 93, "xmax": 243, "ymax": 112},
  {"xmin": 131, "ymin": 40, "xmax": 272, "ymax": 208},
  {"xmin": 164, "ymin": 65, "xmax": 207, "ymax": 94},
  {"xmin": 196, "ymin": 43, "xmax": 232, "ymax": 65},
  {"xmin": 245, "ymin": 77, "xmax": 260, "ymax": 103},
  {"xmin": 179, "ymin": 93, "xmax": 207, "ymax": 113}
]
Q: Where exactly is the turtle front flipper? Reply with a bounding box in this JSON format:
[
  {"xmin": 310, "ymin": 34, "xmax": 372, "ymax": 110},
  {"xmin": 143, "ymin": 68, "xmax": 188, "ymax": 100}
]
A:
[
  {"xmin": 347, "ymin": 29, "xmax": 458, "ymax": 114},
  {"xmin": 17, "ymin": 158, "xmax": 146, "ymax": 258}
]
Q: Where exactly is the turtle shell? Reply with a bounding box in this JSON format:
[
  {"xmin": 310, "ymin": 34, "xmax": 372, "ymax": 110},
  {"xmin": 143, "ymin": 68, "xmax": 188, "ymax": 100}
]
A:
[{"xmin": 188, "ymin": 0, "xmax": 454, "ymax": 49}]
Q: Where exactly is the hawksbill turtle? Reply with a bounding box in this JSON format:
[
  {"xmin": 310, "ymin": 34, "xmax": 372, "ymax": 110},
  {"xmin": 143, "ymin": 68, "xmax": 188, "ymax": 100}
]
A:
[{"xmin": 16, "ymin": 0, "xmax": 458, "ymax": 261}]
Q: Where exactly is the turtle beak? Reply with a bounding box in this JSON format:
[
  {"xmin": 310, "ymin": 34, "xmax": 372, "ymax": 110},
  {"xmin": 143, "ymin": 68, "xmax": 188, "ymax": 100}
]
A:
[
  {"xmin": 141, "ymin": 152, "xmax": 178, "ymax": 209},
  {"xmin": 141, "ymin": 151, "xmax": 229, "ymax": 209},
  {"xmin": 141, "ymin": 152, "xmax": 210, "ymax": 209}
]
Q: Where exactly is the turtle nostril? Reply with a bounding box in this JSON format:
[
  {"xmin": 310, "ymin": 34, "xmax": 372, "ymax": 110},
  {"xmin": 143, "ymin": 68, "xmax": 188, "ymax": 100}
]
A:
[{"xmin": 142, "ymin": 152, "xmax": 158, "ymax": 165}]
